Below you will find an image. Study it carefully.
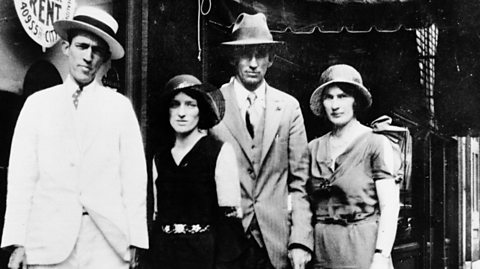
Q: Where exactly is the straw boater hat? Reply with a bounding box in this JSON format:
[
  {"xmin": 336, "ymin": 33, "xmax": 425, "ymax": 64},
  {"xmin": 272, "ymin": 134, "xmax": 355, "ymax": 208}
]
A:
[
  {"xmin": 53, "ymin": 6, "xmax": 124, "ymax": 60},
  {"xmin": 310, "ymin": 64, "xmax": 372, "ymax": 117},
  {"xmin": 222, "ymin": 13, "xmax": 283, "ymax": 46},
  {"xmin": 162, "ymin": 74, "xmax": 225, "ymax": 129}
]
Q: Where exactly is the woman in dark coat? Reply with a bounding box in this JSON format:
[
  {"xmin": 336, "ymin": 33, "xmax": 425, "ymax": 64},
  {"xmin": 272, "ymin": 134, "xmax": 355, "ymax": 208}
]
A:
[{"xmin": 150, "ymin": 74, "xmax": 244, "ymax": 269}]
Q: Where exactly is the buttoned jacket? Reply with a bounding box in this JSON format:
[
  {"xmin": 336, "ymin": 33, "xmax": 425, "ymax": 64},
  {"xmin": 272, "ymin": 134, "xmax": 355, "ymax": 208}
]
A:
[{"xmin": 210, "ymin": 80, "xmax": 313, "ymax": 269}]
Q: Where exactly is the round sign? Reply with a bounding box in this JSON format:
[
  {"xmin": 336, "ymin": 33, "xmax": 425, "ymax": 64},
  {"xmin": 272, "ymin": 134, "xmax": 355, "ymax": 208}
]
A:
[{"xmin": 14, "ymin": 0, "xmax": 76, "ymax": 48}]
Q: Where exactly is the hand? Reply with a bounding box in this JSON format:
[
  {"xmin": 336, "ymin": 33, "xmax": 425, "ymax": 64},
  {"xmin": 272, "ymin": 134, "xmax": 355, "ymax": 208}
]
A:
[
  {"xmin": 8, "ymin": 246, "xmax": 27, "ymax": 269},
  {"xmin": 129, "ymin": 246, "xmax": 140, "ymax": 269},
  {"xmin": 369, "ymin": 253, "xmax": 393, "ymax": 269},
  {"xmin": 221, "ymin": 206, "xmax": 243, "ymax": 219},
  {"xmin": 288, "ymin": 248, "xmax": 311, "ymax": 269}
]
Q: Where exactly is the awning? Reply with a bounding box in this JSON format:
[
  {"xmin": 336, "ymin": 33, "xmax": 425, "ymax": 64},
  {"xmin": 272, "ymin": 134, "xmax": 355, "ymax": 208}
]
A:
[{"xmin": 207, "ymin": 0, "xmax": 432, "ymax": 33}]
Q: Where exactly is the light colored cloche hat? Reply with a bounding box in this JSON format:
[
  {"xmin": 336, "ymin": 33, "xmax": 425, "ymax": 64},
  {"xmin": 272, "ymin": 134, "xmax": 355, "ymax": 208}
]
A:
[
  {"xmin": 162, "ymin": 74, "xmax": 225, "ymax": 129},
  {"xmin": 222, "ymin": 13, "xmax": 283, "ymax": 46},
  {"xmin": 310, "ymin": 64, "xmax": 372, "ymax": 117},
  {"xmin": 54, "ymin": 6, "xmax": 124, "ymax": 60}
]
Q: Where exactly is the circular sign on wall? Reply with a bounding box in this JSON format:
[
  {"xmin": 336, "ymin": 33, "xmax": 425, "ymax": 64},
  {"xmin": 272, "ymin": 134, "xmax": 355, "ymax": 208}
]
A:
[{"xmin": 14, "ymin": 0, "xmax": 76, "ymax": 49}]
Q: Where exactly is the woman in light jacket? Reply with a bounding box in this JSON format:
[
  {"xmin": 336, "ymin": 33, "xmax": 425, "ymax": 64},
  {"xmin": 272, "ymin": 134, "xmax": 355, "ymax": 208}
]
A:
[{"xmin": 308, "ymin": 64, "xmax": 400, "ymax": 269}]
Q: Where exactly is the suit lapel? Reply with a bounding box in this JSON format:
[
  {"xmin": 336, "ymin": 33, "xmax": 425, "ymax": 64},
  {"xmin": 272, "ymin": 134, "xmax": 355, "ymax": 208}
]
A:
[
  {"xmin": 221, "ymin": 83, "xmax": 254, "ymax": 164},
  {"xmin": 260, "ymin": 85, "xmax": 284, "ymax": 166},
  {"xmin": 57, "ymin": 83, "xmax": 83, "ymax": 155},
  {"xmin": 79, "ymin": 87, "xmax": 107, "ymax": 154}
]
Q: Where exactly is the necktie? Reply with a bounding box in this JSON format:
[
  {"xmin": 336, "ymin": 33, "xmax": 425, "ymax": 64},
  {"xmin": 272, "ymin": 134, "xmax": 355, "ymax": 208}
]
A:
[
  {"xmin": 72, "ymin": 87, "xmax": 82, "ymax": 109},
  {"xmin": 245, "ymin": 93, "xmax": 257, "ymax": 138}
]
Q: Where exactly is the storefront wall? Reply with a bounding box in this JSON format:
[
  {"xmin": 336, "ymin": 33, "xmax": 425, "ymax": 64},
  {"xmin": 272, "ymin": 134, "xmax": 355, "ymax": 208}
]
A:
[{"xmin": 0, "ymin": 1, "xmax": 466, "ymax": 268}]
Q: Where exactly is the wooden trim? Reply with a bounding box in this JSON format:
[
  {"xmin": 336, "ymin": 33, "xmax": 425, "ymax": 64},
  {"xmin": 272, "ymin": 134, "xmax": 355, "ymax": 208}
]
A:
[
  {"xmin": 466, "ymin": 137, "xmax": 472, "ymax": 261},
  {"xmin": 458, "ymin": 137, "xmax": 466, "ymax": 267},
  {"xmin": 140, "ymin": 0, "xmax": 149, "ymax": 140},
  {"xmin": 124, "ymin": 0, "xmax": 148, "ymax": 141}
]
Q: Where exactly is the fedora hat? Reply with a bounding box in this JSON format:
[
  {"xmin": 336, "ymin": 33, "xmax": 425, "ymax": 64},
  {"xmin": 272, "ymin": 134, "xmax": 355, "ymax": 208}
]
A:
[
  {"xmin": 54, "ymin": 6, "xmax": 124, "ymax": 60},
  {"xmin": 222, "ymin": 13, "xmax": 282, "ymax": 46},
  {"xmin": 310, "ymin": 64, "xmax": 372, "ymax": 117},
  {"xmin": 162, "ymin": 74, "xmax": 225, "ymax": 129}
]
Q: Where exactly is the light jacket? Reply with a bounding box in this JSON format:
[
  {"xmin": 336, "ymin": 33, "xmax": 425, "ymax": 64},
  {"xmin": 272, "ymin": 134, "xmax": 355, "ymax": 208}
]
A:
[
  {"xmin": 1, "ymin": 77, "xmax": 148, "ymax": 265},
  {"xmin": 210, "ymin": 81, "xmax": 313, "ymax": 268}
]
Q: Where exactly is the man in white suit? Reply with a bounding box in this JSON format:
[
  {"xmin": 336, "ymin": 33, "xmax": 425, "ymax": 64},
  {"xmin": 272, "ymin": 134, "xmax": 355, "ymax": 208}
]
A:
[
  {"xmin": 2, "ymin": 6, "xmax": 148, "ymax": 269},
  {"xmin": 211, "ymin": 13, "xmax": 313, "ymax": 269}
]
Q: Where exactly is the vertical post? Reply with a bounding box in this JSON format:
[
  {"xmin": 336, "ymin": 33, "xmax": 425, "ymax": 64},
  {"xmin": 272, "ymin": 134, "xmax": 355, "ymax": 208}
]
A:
[
  {"xmin": 140, "ymin": 0, "xmax": 149, "ymax": 141},
  {"xmin": 457, "ymin": 137, "xmax": 466, "ymax": 268},
  {"xmin": 466, "ymin": 136, "xmax": 472, "ymax": 262},
  {"xmin": 200, "ymin": 6, "xmax": 208, "ymax": 82},
  {"xmin": 125, "ymin": 0, "xmax": 148, "ymax": 141},
  {"xmin": 123, "ymin": 0, "xmax": 152, "ymax": 232}
]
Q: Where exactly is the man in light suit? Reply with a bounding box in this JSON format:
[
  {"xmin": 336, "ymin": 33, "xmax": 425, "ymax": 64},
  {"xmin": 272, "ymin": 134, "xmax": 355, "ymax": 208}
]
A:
[
  {"xmin": 2, "ymin": 6, "xmax": 148, "ymax": 269},
  {"xmin": 211, "ymin": 13, "xmax": 313, "ymax": 269}
]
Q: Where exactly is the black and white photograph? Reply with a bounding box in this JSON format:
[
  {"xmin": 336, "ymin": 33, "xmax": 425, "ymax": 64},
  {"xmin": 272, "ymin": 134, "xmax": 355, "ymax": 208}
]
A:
[{"xmin": 0, "ymin": 0, "xmax": 477, "ymax": 268}]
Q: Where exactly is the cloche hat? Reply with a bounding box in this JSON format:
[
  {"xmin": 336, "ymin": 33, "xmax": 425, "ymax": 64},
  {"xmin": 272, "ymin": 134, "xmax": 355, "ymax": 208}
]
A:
[
  {"xmin": 162, "ymin": 74, "xmax": 224, "ymax": 129},
  {"xmin": 54, "ymin": 6, "xmax": 124, "ymax": 60},
  {"xmin": 222, "ymin": 13, "xmax": 283, "ymax": 46},
  {"xmin": 310, "ymin": 64, "xmax": 372, "ymax": 117}
]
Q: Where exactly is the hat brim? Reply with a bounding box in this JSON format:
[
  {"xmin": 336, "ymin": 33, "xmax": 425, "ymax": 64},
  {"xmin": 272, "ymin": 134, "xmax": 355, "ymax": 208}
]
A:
[
  {"xmin": 221, "ymin": 39, "xmax": 284, "ymax": 46},
  {"xmin": 309, "ymin": 79, "xmax": 372, "ymax": 117},
  {"xmin": 160, "ymin": 84, "xmax": 225, "ymax": 129},
  {"xmin": 54, "ymin": 20, "xmax": 124, "ymax": 60}
]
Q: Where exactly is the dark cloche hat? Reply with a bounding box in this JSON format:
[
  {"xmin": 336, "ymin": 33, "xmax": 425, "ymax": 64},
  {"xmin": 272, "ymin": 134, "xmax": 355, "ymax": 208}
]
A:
[{"xmin": 163, "ymin": 74, "xmax": 225, "ymax": 129}]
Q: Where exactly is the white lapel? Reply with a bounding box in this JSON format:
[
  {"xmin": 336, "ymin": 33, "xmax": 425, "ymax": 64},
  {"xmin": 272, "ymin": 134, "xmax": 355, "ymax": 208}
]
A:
[
  {"xmin": 56, "ymin": 80, "xmax": 83, "ymax": 156},
  {"xmin": 79, "ymin": 85, "xmax": 108, "ymax": 155}
]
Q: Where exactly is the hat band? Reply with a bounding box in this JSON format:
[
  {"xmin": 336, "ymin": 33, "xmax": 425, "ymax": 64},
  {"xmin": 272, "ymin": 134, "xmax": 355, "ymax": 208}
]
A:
[
  {"xmin": 74, "ymin": 15, "xmax": 116, "ymax": 38},
  {"xmin": 173, "ymin": 81, "xmax": 200, "ymax": 90}
]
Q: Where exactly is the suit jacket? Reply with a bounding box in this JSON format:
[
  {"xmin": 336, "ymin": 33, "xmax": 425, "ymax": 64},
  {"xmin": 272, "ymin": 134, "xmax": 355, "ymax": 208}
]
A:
[
  {"xmin": 210, "ymin": 81, "xmax": 313, "ymax": 269},
  {"xmin": 1, "ymin": 77, "xmax": 148, "ymax": 265}
]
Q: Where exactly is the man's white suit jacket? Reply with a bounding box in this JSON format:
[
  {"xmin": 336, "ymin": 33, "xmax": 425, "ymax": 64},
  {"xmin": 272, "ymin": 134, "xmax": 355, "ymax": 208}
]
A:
[{"xmin": 1, "ymin": 77, "xmax": 148, "ymax": 265}]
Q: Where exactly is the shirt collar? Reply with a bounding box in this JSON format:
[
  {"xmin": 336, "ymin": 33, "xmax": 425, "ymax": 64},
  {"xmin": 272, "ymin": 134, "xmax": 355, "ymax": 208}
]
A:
[
  {"xmin": 233, "ymin": 77, "xmax": 266, "ymax": 109},
  {"xmin": 65, "ymin": 75, "xmax": 100, "ymax": 95}
]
